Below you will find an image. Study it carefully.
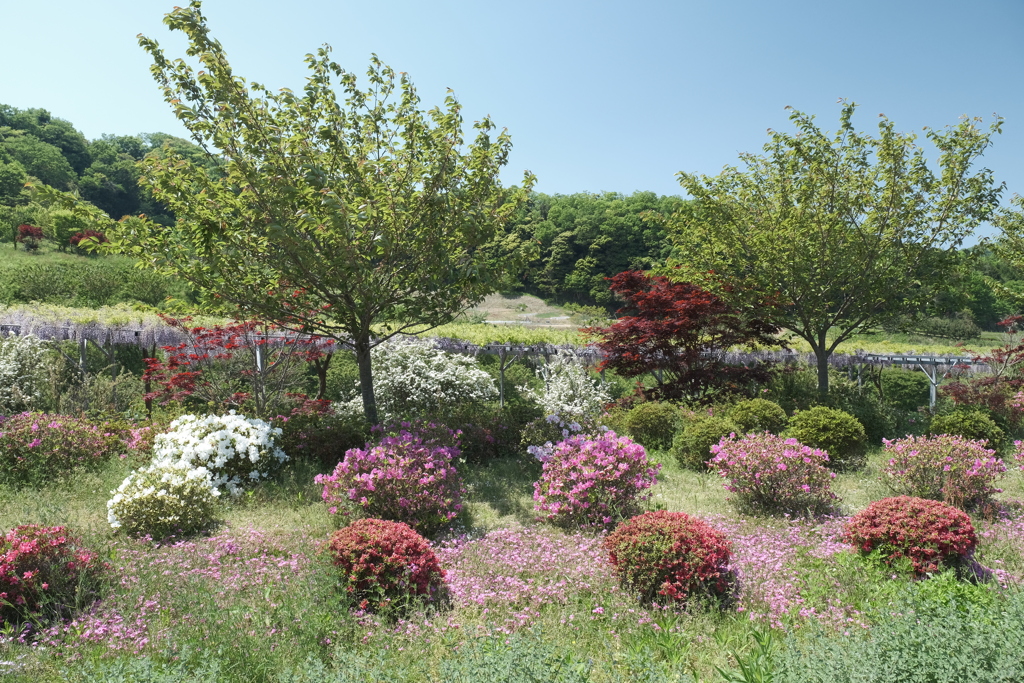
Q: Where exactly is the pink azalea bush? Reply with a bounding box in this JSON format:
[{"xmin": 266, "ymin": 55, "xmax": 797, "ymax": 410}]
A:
[
  {"xmin": 707, "ymin": 432, "xmax": 839, "ymax": 516},
  {"xmin": 0, "ymin": 525, "xmax": 105, "ymax": 626},
  {"xmin": 315, "ymin": 423, "xmax": 465, "ymax": 536},
  {"xmin": 0, "ymin": 412, "xmax": 122, "ymax": 486},
  {"xmin": 882, "ymin": 434, "xmax": 1007, "ymax": 511},
  {"xmin": 532, "ymin": 431, "xmax": 660, "ymax": 530}
]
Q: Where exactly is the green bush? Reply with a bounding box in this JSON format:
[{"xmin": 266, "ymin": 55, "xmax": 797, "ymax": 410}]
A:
[
  {"xmin": 784, "ymin": 406, "xmax": 866, "ymax": 471},
  {"xmin": 727, "ymin": 398, "xmax": 788, "ymax": 435},
  {"xmin": 107, "ymin": 461, "xmax": 222, "ymax": 540},
  {"xmin": 620, "ymin": 401, "xmax": 679, "ymax": 450},
  {"xmin": 929, "ymin": 408, "xmax": 1005, "ymax": 450},
  {"xmin": 670, "ymin": 414, "xmax": 738, "ymax": 470},
  {"xmin": 880, "ymin": 367, "xmax": 930, "ymax": 412}
]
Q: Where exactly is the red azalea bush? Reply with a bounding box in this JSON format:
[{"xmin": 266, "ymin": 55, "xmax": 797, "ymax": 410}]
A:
[
  {"xmin": 605, "ymin": 511, "xmax": 734, "ymax": 606},
  {"xmin": 326, "ymin": 518, "xmax": 446, "ymax": 612},
  {"xmin": 882, "ymin": 434, "xmax": 1007, "ymax": 511},
  {"xmin": 844, "ymin": 496, "xmax": 977, "ymax": 576},
  {"xmin": 0, "ymin": 525, "xmax": 105, "ymax": 626},
  {"xmin": 708, "ymin": 432, "xmax": 839, "ymax": 516},
  {"xmin": 0, "ymin": 412, "xmax": 122, "ymax": 486},
  {"xmin": 533, "ymin": 431, "xmax": 660, "ymax": 530},
  {"xmin": 315, "ymin": 423, "xmax": 465, "ymax": 535}
]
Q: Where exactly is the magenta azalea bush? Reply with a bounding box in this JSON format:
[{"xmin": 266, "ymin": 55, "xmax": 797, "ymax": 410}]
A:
[
  {"xmin": 533, "ymin": 431, "xmax": 660, "ymax": 530},
  {"xmin": 882, "ymin": 434, "xmax": 1007, "ymax": 511},
  {"xmin": 707, "ymin": 432, "xmax": 839, "ymax": 516},
  {"xmin": 315, "ymin": 424, "xmax": 465, "ymax": 536},
  {"xmin": 0, "ymin": 412, "xmax": 122, "ymax": 486}
]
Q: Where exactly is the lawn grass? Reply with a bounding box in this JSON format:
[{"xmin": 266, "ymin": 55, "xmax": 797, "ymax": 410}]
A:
[{"xmin": 1, "ymin": 433, "xmax": 1022, "ymax": 682}]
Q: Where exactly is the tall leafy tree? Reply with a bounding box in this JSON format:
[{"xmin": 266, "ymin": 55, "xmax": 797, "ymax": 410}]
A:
[
  {"xmin": 666, "ymin": 102, "xmax": 1004, "ymax": 397},
  {"xmin": 103, "ymin": 1, "xmax": 534, "ymax": 423}
]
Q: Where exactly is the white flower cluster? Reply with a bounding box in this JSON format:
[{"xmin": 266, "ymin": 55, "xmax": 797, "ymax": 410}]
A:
[
  {"xmin": 339, "ymin": 336, "xmax": 498, "ymax": 421},
  {"xmin": 151, "ymin": 412, "xmax": 287, "ymax": 497},
  {"xmin": 528, "ymin": 349, "xmax": 610, "ymax": 419},
  {"xmin": 0, "ymin": 333, "xmax": 46, "ymax": 413},
  {"xmin": 107, "ymin": 461, "xmax": 221, "ymax": 539}
]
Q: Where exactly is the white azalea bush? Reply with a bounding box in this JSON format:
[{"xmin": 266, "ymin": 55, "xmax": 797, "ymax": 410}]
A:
[
  {"xmin": 107, "ymin": 461, "xmax": 221, "ymax": 539},
  {"xmin": 0, "ymin": 333, "xmax": 47, "ymax": 413},
  {"xmin": 151, "ymin": 412, "xmax": 287, "ymax": 496},
  {"xmin": 339, "ymin": 336, "xmax": 498, "ymax": 421},
  {"xmin": 529, "ymin": 348, "xmax": 610, "ymax": 418}
]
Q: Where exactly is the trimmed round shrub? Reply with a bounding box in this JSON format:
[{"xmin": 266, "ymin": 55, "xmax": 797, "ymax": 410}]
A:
[
  {"xmin": 152, "ymin": 412, "xmax": 287, "ymax": 497},
  {"xmin": 533, "ymin": 431, "xmax": 660, "ymax": 530},
  {"xmin": 670, "ymin": 415, "xmax": 739, "ymax": 470},
  {"xmin": 929, "ymin": 409, "xmax": 1004, "ymax": 451},
  {"xmin": 107, "ymin": 462, "xmax": 221, "ymax": 540},
  {"xmin": 784, "ymin": 406, "xmax": 866, "ymax": 471},
  {"xmin": 882, "ymin": 434, "xmax": 1007, "ymax": 511},
  {"xmin": 605, "ymin": 511, "xmax": 734, "ymax": 606},
  {"xmin": 844, "ymin": 496, "xmax": 977, "ymax": 577},
  {"xmin": 708, "ymin": 433, "xmax": 839, "ymax": 516},
  {"xmin": 0, "ymin": 525, "xmax": 105, "ymax": 626},
  {"xmin": 0, "ymin": 412, "xmax": 122, "ymax": 486},
  {"xmin": 727, "ymin": 398, "xmax": 788, "ymax": 435},
  {"xmin": 315, "ymin": 423, "xmax": 465, "ymax": 535},
  {"xmin": 326, "ymin": 518, "xmax": 446, "ymax": 612},
  {"xmin": 621, "ymin": 401, "xmax": 680, "ymax": 451},
  {"xmin": 880, "ymin": 367, "xmax": 930, "ymax": 412}
]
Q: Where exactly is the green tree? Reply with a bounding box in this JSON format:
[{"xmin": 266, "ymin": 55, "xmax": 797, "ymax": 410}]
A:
[
  {"xmin": 666, "ymin": 103, "xmax": 1003, "ymax": 397},
  {"xmin": 104, "ymin": 1, "xmax": 534, "ymax": 423}
]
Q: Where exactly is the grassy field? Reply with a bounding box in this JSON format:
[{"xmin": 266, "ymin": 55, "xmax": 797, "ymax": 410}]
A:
[{"xmin": 1, "ymin": 440, "xmax": 1022, "ymax": 682}]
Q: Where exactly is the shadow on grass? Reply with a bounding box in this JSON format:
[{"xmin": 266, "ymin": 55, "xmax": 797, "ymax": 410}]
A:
[{"xmin": 461, "ymin": 456, "xmax": 539, "ymax": 529}]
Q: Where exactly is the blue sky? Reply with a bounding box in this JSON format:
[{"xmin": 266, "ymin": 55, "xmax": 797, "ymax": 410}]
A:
[{"xmin": 2, "ymin": 0, "xmax": 1022, "ymax": 237}]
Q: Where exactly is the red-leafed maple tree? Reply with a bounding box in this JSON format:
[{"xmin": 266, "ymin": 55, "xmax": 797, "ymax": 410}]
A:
[
  {"xmin": 940, "ymin": 315, "xmax": 1024, "ymax": 428},
  {"xmin": 142, "ymin": 315, "xmax": 334, "ymax": 418},
  {"xmin": 587, "ymin": 271, "xmax": 781, "ymax": 402}
]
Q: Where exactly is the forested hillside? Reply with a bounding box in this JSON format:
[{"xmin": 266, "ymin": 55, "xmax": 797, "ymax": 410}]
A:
[
  {"xmin": 1, "ymin": 101, "xmax": 1022, "ymax": 334},
  {"xmin": 0, "ymin": 103, "xmax": 209, "ymax": 242}
]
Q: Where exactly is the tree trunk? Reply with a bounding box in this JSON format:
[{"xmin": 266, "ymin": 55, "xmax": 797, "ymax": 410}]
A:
[
  {"xmin": 313, "ymin": 353, "xmax": 333, "ymax": 401},
  {"xmin": 815, "ymin": 331, "xmax": 830, "ymax": 400},
  {"xmin": 354, "ymin": 337, "xmax": 378, "ymax": 425}
]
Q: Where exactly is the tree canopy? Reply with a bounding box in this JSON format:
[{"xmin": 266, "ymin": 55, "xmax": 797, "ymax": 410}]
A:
[
  {"xmin": 665, "ymin": 102, "xmax": 1004, "ymax": 397},
  {"xmin": 106, "ymin": 0, "xmax": 535, "ymax": 423}
]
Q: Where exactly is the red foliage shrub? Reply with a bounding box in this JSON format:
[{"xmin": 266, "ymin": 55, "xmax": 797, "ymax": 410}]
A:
[
  {"xmin": 844, "ymin": 496, "xmax": 977, "ymax": 576},
  {"xmin": 16, "ymin": 224, "xmax": 43, "ymax": 251},
  {"xmin": 0, "ymin": 525, "xmax": 105, "ymax": 626},
  {"xmin": 605, "ymin": 511, "xmax": 734, "ymax": 606},
  {"xmin": 587, "ymin": 271, "xmax": 780, "ymax": 402},
  {"xmin": 940, "ymin": 316, "xmax": 1024, "ymax": 429},
  {"xmin": 69, "ymin": 230, "xmax": 108, "ymax": 250},
  {"xmin": 326, "ymin": 518, "xmax": 446, "ymax": 612}
]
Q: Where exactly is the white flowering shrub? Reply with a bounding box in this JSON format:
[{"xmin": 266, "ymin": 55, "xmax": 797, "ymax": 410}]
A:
[
  {"xmin": 107, "ymin": 461, "xmax": 221, "ymax": 539},
  {"xmin": 0, "ymin": 333, "xmax": 46, "ymax": 413},
  {"xmin": 529, "ymin": 349, "xmax": 610, "ymax": 418},
  {"xmin": 151, "ymin": 412, "xmax": 287, "ymax": 496},
  {"xmin": 340, "ymin": 336, "xmax": 497, "ymax": 422}
]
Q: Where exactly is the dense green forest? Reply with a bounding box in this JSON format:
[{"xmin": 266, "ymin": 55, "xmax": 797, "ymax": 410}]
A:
[{"xmin": 2, "ymin": 100, "xmax": 1023, "ymax": 335}]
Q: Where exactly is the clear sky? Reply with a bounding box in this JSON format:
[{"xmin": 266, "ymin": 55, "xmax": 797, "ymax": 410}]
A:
[{"xmin": 2, "ymin": 0, "xmax": 1021, "ymax": 237}]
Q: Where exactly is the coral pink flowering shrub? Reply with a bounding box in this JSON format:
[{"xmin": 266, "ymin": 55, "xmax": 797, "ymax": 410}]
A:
[
  {"xmin": 326, "ymin": 518, "xmax": 446, "ymax": 612},
  {"xmin": 844, "ymin": 496, "xmax": 977, "ymax": 577},
  {"xmin": 0, "ymin": 412, "xmax": 122, "ymax": 486},
  {"xmin": 533, "ymin": 431, "xmax": 660, "ymax": 530},
  {"xmin": 315, "ymin": 423, "xmax": 465, "ymax": 536},
  {"xmin": 882, "ymin": 434, "xmax": 1007, "ymax": 511},
  {"xmin": 605, "ymin": 511, "xmax": 734, "ymax": 606},
  {"xmin": 0, "ymin": 525, "xmax": 105, "ymax": 626},
  {"xmin": 708, "ymin": 432, "xmax": 839, "ymax": 516}
]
